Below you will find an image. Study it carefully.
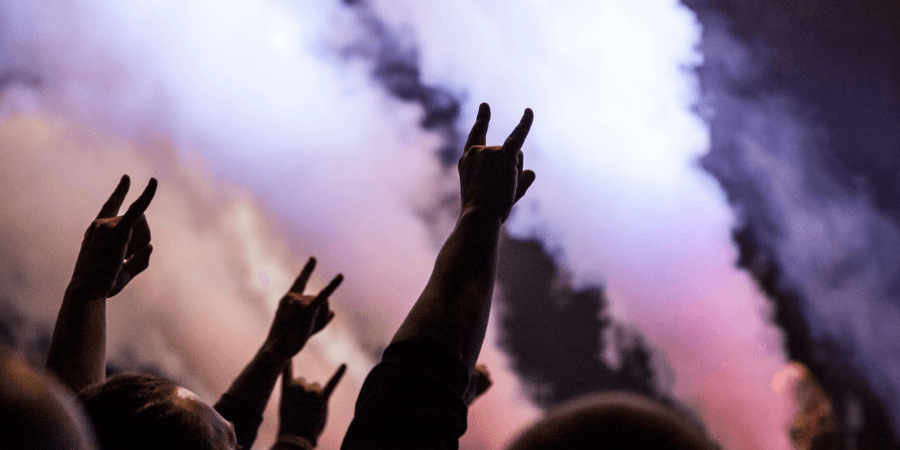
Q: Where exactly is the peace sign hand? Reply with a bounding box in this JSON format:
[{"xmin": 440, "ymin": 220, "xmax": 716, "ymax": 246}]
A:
[{"xmin": 278, "ymin": 362, "xmax": 347, "ymax": 445}]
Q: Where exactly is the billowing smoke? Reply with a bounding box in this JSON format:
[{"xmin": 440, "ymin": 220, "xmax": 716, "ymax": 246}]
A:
[
  {"xmin": 684, "ymin": 0, "xmax": 900, "ymax": 447},
  {"xmin": 336, "ymin": 0, "xmax": 463, "ymax": 168},
  {"xmin": 336, "ymin": 0, "xmax": 670, "ymax": 415},
  {"xmin": 0, "ymin": 1, "xmax": 805, "ymax": 449}
]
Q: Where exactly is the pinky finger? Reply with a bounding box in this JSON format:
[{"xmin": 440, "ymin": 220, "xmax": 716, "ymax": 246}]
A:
[
  {"xmin": 119, "ymin": 178, "xmax": 158, "ymax": 230},
  {"xmin": 314, "ymin": 274, "xmax": 344, "ymax": 305},
  {"xmin": 324, "ymin": 364, "xmax": 347, "ymax": 398}
]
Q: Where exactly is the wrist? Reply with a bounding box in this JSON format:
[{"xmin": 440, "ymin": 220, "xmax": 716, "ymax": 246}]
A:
[
  {"xmin": 64, "ymin": 282, "xmax": 106, "ymax": 303},
  {"xmin": 276, "ymin": 433, "xmax": 315, "ymax": 450},
  {"xmin": 278, "ymin": 421, "xmax": 319, "ymax": 441},
  {"xmin": 458, "ymin": 206, "xmax": 505, "ymax": 227},
  {"xmin": 259, "ymin": 341, "xmax": 297, "ymax": 363}
]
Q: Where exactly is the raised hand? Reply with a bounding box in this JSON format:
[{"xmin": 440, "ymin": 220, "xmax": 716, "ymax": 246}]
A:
[
  {"xmin": 464, "ymin": 364, "xmax": 493, "ymax": 405},
  {"xmin": 69, "ymin": 175, "xmax": 157, "ymax": 299},
  {"xmin": 47, "ymin": 175, "xmax": 157, "ymax": 393},
  {"xmin": 459, "ymin": 103, "xmax": 536, "ymax": 222},
  {"xmin": 278, "ymin": 362, "xmax": 347, "ymax": 445},
  {"xmin": 265, "ymin": 258, "xmax": 343, "ymax": 359},
  {"xmin": 343, "ymin": 105, "xmax": 536, "ymax": 449},
  {"xmin": 217, "ymin": 258, "xmax": 344, "ymax": 449}
]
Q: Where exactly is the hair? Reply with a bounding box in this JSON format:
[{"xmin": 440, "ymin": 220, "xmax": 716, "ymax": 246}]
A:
[
  {"xmin": 0, "ymin": 348, "xmax": 97, "ymax": 450},
  {"xmin": 505, "ymin": 391, "xmax": 720, "ymax": 450},
  {"xmin": 78, "ymin": 373, "xmax": 225, "ymax": 450}
]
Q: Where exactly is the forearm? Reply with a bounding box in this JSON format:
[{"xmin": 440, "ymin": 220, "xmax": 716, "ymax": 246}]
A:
[
  {"xmin": 222, "ymin": 342, "xmax": 288, "ymax": 411},
  {"xmin": 46, "ymin": 284, "xmax": 107, "ymax": 393},
  {"xmin": 391, "ymin": 208, "xmax": 502, "ymax": 372},
  {"xmin": 217, "ymin": 342, "xmax": 288, "ymax": 447}
]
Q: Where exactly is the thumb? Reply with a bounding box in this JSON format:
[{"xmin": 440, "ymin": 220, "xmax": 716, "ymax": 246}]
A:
[{"xmin": 514, "ymin": 170, "xmax": 536, "ymax": 202}]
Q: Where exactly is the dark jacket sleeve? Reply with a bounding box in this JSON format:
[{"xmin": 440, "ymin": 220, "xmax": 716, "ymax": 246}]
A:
[
  {"xmin": 214, "ymin": 392, "xmax": 264, "ymax": 450},
  {"xmin": 341, "ymin": 340, "xmax": 470, "ymax": 450}
]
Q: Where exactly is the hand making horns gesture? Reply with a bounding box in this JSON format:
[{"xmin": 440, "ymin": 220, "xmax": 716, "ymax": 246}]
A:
[
  {"xmin": 70, "ymin": 175, "xmax": 157, "ymax": 299},
  {"xmin": 458, "ymin": 102, "xmax": 536, "ymax": 223},
  {"xmin": 265, "ymin": 257, "xmax": 343, "ymax": 359},
  {"xmin": 278, "ymin": 362, "xmax": 348, "ymax": 447}
]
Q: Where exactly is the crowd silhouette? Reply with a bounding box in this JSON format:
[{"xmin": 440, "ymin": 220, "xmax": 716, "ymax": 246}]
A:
[{"xmin": 2, "ymin": 103, "xmax": 730, "ymax": 449}]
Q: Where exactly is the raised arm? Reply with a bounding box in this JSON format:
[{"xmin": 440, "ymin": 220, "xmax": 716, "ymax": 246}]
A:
[
  {"xmin": 46, "ymin": 175, "xmax": 157, "ymax": 393},
  {"xmin": 390, "ymin": 102, "xmax": 535, "ymax": 372},
  {"xmin": 215, "ymin": 258, "xmax": 342, "ymax": 450},
  {"xmin": 341, "ymin": 104, "xmax": 534, "ymax": 450}
]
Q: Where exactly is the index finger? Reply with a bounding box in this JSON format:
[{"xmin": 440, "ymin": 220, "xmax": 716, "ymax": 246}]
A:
[
  {"xmin": 96, "ymin": 175, "xmax": 130, "ymax": 219},
  {"xmin": 464, "ymin": 102, "xmax": 491, "ymax": 151},
  {"xmin": 501, "ymin": 108, "xmax": 533, "ymax": 155},
  {"xmin": 323, "ymin": 364, "xmax": 347, "ymax": 398},
  {"xmin": 289, "ymin": 257, "xmax": 317, "ymax": 293},
  {"xmin": 118, "ymin": 178, "xmax": 158, "ymax": 230}
]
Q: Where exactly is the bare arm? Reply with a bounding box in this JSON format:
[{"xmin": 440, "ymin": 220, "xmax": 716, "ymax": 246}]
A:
[
  {"xmin": 340, "ymin": 104, "xmax": 534, "ymax": 450},
  {"xmin": 46, "ymin": 175, "xmax": 157, "ymax": 393},
  {"xmin": 217, "ymin": 258, "xmax": 342, "ymax": 449},
  {"xmin": 391, "ymin": 103, "xmax": 535, "ymax": 373}
]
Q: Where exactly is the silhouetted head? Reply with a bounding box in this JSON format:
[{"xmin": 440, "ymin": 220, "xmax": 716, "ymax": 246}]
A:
[
  {"xmin": 0, "ymin": 348, "xmax": 97, "ymax": 450},
  {"xmin": 505, "ymin": 391, "xmax": 719, "ymax": 450},
  {"xmin": 78, "ymin": 373, "xmax": 238, "ymax": 450}
]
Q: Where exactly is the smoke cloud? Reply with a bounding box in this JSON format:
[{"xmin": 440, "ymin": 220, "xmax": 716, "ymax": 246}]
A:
[
  {"xmin": 0, "ymin": 0, "xmax": 813, "ymax": 449},
  {"xmin": 685, "ymin": 0, "xmax": 900, "ymax": 447}
]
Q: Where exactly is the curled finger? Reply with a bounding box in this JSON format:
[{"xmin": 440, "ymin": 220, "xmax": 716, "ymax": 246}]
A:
[
  {"xmin": 122, "ymin": 244, "xmax": 153, "ymax": 280},
  {"xmin": 312, "ymin": 309, "xmax": 335, "ymax": 334},
  {"xmin": 126, "ymin": 215, "xmax": 152, "ymax": 258}
]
